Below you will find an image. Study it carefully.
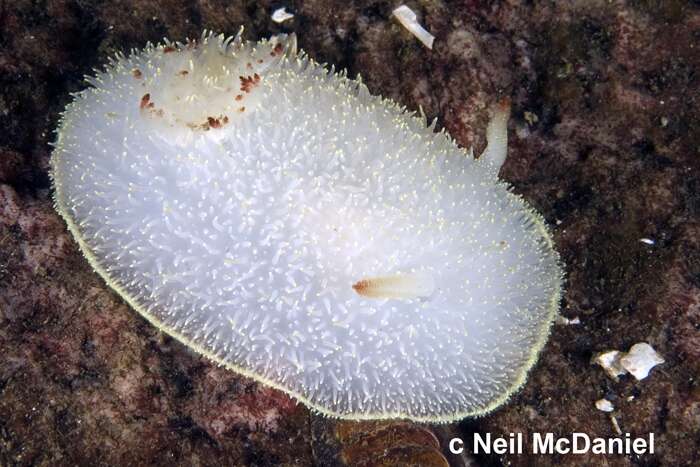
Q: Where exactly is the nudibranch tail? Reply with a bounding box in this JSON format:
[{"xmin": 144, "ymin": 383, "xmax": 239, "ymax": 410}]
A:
[{"xmin": 480, "ymin": 98, "xmax": 511, "ymax": 175}]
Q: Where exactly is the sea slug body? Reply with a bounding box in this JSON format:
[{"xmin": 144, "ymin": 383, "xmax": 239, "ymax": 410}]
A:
[{"xmin": 51, "ymin": 30, "xmax": 564, "ymax": 422}]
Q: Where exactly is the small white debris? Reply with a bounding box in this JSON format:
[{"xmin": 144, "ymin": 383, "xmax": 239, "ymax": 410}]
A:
[
  {"xmin": 660, "ymin": 116, "xmax": 669, "ymax": 127},
  {"xmin": 595, "ymin": 398, "xmax": 614, "ymax": 412},
  {"xmin": 271, "ymin": 7, "xmax": 294, "ymax": 23},
  {"xmin": 593, "ymin": 350, "xmax": 627, "ymax": 381},
  {"xmin": 556, "ymin": 315, "xmax": 581, "ymax": 325},
  {"xmin": 626, "ymin": 395, "xmax": 635, "ymax": 401},
  {"xmin": 639, "ymin": 238, "xmax": 655, "ymax": 245},
  {"xmin": 620, "ymin": 343, "xmax": 665, "ymax": 380},
  {"xmin": 392, "ymin": 5, "xmax": 435, "ymax": 49}
]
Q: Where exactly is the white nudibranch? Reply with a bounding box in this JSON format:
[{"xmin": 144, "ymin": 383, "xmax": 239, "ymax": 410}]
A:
[{"xmin": 51, "ymin": 30, "xmax": 564, "ymax": 422}]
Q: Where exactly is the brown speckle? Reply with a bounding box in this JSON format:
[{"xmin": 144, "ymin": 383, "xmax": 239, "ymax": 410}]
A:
[
  {"xmin": 132, "ymin": 68, "xmax": 142, "ymax": 79},
  {"xmin": 139, "ymin": 93, "xmax": 153, "ymax": 110},
  {"xmin": 239, "ymin": 74, "xmax": 261, "ymax": 93},
  {"xmin": 352, "ymin": 280, "xmax": 370, "ymax": 294},
  {"xmin": 238, "ymin": 107, "xmax": 245, "ymax": 113},
  {"xmin": 163, "ymin": 45, "xmax": 176, "ymax": 54},
  {"xmin": 205, "ymin": 115, "xmax": 229, "ymax": 129},
  {"xmin": 271, "ymin": 43, "xmax": 284, "ymax": 56},
  {"xmin": 208, "ymin": 117, "xmax": 221, "ymax": 129},
  {"xmin": 178, "ymin": 70, "xmax": 189, "ymax": 76},
  {"xmin": 235, "ymin": 94, "xmax": 243, "ymax": 101}
]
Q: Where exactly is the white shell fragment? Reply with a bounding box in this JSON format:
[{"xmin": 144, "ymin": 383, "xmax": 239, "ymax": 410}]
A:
[
  {"xmin": 639, "ymin": 238, "xmax": 655, "ymax": 245},
  {"xmin": 392, "ymin": 5, "xmax": 435, "ymax": 49},
  {"xmin": 620, "ymin": 343, "xmax": 665, "ymax": 380},
  {"xmin": 595, "ymin": 398, "xmax": 614, "ymax": 412},
  {"xmin": 50, "ymin": 30, "xmax": 563, "ymax": 422},
  {"xmin": 593, "ymin": 343, "xmax": 664, "ymax": 382},
  {"xmin": 271, "ymin": 7, "xmax": 294, "ymax": 23},
  {"xmin": 593, "ymin": 350, "xmax": 627, "ymax": 381}
]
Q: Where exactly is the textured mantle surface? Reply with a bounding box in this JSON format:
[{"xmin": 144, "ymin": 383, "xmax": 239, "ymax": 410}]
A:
[{"xmin": 1, "ymin": 1, "xmax": 699, "ymax": 466}]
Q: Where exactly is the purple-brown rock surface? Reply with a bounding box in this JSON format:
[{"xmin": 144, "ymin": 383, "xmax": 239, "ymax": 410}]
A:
[{"xmin": 1, "ymin": 1, "xmax": 698, "ymax": 466}]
